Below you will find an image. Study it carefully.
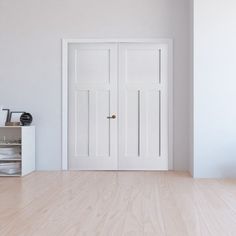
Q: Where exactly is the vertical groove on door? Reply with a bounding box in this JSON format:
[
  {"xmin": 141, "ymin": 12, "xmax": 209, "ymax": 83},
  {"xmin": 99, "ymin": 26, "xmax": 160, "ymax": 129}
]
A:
[
  {"xmin": 158, "ymin": 48, "xmax": 162, "ymax": 156},
  {"xmin": 108, "ymin": 91, "xmax": 111, "ymax": 157},
  {"xmin": 74, "ymin": 50, "xmax": 78, "ymax": 83},
  {"xmin": 159, "ymin": 90, "xmax": 161, "ymax": 156},
  {"xmin": 159, "ymin": 49, "xmax": 162, "ymax": 84},
  {"xmin": 108, "ymin": 49, "xmax": 111, "ymax": 83},
  {"xmin": 138, "ymin": 90, "xmax": 141, "ymax": 157},
  {"xmin": 74, "ymin": 92, "xmax": 78, "ymax": 156},
  {"xmin": 87, "ymin": 90, "xmax": 90, "ymax": 157}
]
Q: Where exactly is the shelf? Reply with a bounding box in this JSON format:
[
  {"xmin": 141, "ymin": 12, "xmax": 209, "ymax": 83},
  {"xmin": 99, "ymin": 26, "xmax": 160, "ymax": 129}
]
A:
[
  {"xmin": 0, "ymin": 144, "xmax": 21, "ymax": 146},
  {"xmin": 0, "ymin": 174, "xmax": 21, "ymax": 177},
  {"xmin": 0, "ymin": 143, "xmax": 21, "ymax": 146},
  {"xmin": 0, "ymin": 159, "xmax": 21, "ymax": 161},
  {"xmin": 0, "ymin": 126, "xmax": 35, "ymax": 128},
  {"xmin": 0, "ymin": 126, "xmax": 22, "ymax": 128}
]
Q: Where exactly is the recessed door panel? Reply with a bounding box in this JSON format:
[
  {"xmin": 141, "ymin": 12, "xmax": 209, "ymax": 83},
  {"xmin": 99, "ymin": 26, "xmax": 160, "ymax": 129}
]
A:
[
  {"xmin": 95, "ymin": 90, "xmax": 110, "ymax": 157},
  {"xmin": 75, "ymin": 49, "xmax": 110, "ymax": 83},
  {"xmin": 147, "ymin": 90, "xmax": 161, "ymax": 157},
  {"xmin": 125, "ymin": 90, "xmax": 140, "ymax": 157},
  {"xmin": 126, "ymin": 49, "xmax": 160, "ymax": 83},
  {"xmin": 74, "ymin": 90, "xmax": 89, "ymax": 157}
]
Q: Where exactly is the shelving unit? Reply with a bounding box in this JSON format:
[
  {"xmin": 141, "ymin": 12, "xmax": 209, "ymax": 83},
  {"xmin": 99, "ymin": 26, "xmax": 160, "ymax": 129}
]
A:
[{"xmin": 0, "ymin": 126, "xmax": 35, "ymax": 176}]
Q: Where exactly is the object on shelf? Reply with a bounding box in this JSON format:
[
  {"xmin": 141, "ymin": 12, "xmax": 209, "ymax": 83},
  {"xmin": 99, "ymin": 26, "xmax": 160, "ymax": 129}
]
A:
[
  {"xmin": 0, "ymin": 109, "xmax": 33, "ymax": 127},
  {"xmin": 0, "ymin": 147, "xmax": 21, "ymax": 160},
  {"xmin": 0, "ymin": 155, "xmax": 21, "ymax": 160},
  {"xmin": 0, "ymin": 107, "xmax": 9, "ymax": 126},
  {"xmin": 0, "ymin": 162, "xmax": 21, "ymax": 175},
  {"xmin": 5, "ymin": 122, "xmax": 21, "ymax": 126},
  {"xmin": 9, "ymin": 111, "xmax": 25, "ymax": 125},
  {"xmin": 0, "ymin": 146, "xmax": 20, "ymax": 154},
  {"xmin": 3, "ymin": 109, "xmax": 10, "ymax": 122},
  {"xmin": 0, "ymin": 139, "xmax": 21, "ymax": 145},
  {"xmin": 20, "ymin": 113, "xmax": 33, "ymax": 126}
]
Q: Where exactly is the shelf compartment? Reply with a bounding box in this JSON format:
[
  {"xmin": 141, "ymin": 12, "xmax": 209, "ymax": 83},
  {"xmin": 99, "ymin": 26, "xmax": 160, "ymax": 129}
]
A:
[
  {"xmin": 0, "ymin": 162, "xmax": 21, "ymax": 175},
  {"xmin": 0, "ymin": 126, "xmax": 35, "ymax": 177}
]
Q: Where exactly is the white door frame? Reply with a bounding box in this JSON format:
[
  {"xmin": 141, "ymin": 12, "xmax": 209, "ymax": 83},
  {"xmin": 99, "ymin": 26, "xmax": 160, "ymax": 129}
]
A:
[{"xmin": 62, "ymin": 38, "xmax": 173, "ymax": 170}]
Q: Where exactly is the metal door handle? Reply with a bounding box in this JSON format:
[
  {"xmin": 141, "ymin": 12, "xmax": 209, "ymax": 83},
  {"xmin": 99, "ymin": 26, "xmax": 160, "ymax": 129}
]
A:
[{"xmin": 107, "ymin": 115, "xmax": 116, "ymax": 119}]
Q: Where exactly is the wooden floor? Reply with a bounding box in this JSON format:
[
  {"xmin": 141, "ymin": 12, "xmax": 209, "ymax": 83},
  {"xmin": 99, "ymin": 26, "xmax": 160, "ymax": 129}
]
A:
[{"xmin": 1, "ymin": 172, "xmax": 236, "ymax": 236}]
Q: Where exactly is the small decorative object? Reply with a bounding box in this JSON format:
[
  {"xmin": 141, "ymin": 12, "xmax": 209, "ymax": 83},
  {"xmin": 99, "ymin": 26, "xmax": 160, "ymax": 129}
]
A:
[
  {"xmin": 3, "ymin": 109, "xmax": 10, "ymax": 123},
  {"xmin": 10, "ymin": 111, "xmax": 25, "ymax": 122},
  {"xmin": 0, "ymin": 107, "xmax": 9, "ymax": 126},
  {"xmin": 5, "ymin": 111, "xmax": 25, "ymax": 126},
  {"xmin": 20, "ymin": 113, "xmax": 33, "ymax": 126}
]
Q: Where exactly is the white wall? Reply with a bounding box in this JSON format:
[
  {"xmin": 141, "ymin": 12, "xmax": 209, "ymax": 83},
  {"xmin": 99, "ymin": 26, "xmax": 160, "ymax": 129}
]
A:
[
  {"xmin": 194, "ymin": 0, "xmax": 236, "ymax": 177},
  {"xmin": 0, "ymin": 0, "xmax": 191, "ymax": 170}
]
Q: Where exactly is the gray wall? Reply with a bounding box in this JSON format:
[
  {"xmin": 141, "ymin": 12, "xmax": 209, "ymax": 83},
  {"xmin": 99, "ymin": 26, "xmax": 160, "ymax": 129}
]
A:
[
  {"xmin": 0, "ymin": 0, "xmax": 191, "ymax": 170},
  {"xmin": 194, "ymin": 0, "xmax": 236, "ymax": 177}
]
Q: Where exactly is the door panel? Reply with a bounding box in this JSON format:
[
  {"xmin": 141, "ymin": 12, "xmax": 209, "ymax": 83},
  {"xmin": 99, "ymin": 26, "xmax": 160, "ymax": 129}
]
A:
[
  {"xmin": 75, "ymin": 48, "xmax": 111, "ymax": 83},
  {"xmin": 125, "ymin": 90, "xmax": 139, "ymax": 157},
  {"xmin": 68, "ymin": 43, "xmax": 118, "ymax": 170},
  {"xmin": 95, "ymin": 90, "xmax": 110, "ymax": 157},
  {"xmin": 147, "ymin": 90, "xmax": 161, "ymax": 157},
  {"xmin": 75, "ymin": 90, "xmax": 89, "ymax": 157},
  {"xmin": 126, "ymin": 49, "xmax": 160, "ymax": 83},
  {"xmin": 119, "ymin": 43, "xmax": 169, "ymax": 170}
]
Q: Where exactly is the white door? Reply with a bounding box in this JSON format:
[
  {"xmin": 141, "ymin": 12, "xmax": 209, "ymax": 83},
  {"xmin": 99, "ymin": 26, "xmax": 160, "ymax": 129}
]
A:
[
  {"xmin": 68, "ymin": 43, "xmax": 118, "ymax": 170},
  {"xmin": 119, "ymin": 43, "xmax": 169, "ymax": 170},
  {"xmin": 68, "ymin": 42, "xmax": 170, "ymax": 170}
]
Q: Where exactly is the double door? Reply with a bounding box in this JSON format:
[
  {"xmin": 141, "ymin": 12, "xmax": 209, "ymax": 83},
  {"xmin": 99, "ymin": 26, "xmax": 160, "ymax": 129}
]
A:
[{"xmin": 68, "ymin": 42, "xmax": 169, "ymax": 170}]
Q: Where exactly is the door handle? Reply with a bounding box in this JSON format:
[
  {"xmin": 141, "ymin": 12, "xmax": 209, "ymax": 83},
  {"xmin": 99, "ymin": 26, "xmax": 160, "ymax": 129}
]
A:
[{"xmin": 107, "ymin": 115, "xmax": 116, "ymax": 119}]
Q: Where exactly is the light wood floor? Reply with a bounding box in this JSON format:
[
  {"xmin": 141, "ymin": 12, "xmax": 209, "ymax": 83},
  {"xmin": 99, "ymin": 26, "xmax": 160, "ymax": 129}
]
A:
[{"xmin": 1, "ymin": 172, "xmax": 236, "ymax": 236}]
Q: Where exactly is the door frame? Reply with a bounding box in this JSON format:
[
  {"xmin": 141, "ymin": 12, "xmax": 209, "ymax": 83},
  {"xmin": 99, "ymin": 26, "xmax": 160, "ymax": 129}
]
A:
[{"xmin": 62, "ymin": 38, "xmax": 173, "ymax": 170}]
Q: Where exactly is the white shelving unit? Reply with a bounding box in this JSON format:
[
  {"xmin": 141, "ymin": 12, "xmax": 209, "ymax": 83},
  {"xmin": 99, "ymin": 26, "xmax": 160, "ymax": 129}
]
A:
[{"xmin": 0, "ymin": 126, "xmax": 35, "ymax": 176}]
